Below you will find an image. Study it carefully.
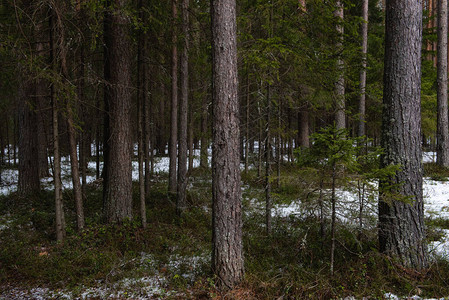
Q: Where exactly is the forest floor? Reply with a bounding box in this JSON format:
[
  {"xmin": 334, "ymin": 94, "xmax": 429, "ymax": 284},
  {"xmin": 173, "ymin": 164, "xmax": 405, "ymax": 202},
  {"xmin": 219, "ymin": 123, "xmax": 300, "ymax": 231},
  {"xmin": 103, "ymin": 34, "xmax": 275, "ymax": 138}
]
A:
[{"xmin": 1, "ymin": 150, "xmax": 449, "ymax": 299}]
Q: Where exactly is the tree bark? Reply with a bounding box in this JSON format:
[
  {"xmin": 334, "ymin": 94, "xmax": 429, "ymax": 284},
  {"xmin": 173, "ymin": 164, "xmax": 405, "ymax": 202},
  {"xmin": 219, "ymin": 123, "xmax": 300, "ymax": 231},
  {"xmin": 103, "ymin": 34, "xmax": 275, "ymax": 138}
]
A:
[
  {"xmin": 334, "ymin": 0, "xmax": 345, "ymax": 129},
  {"xmin": 298, "ymin": 104, "xmax": 310, "ymax": 148},
  {"xmin": 169, "ymin": 0, "xmax": 179, "ymax": 194},
  {"xmin": 379, "ymin": 0, "xmax": 428, "ymax": 269},
  {"xmin": 211, "ymin": 0, "xmax": 244, "ymax": 291},
  {"xmin": 103, "ymin": 0, "xmax": 133, "ymax": 223},
  {"xmin": 57, "ymin": 3, "xmax": 85, "ymax": 231},
  {"xmin": 17, "ymin": 65, "xmax": 40, "ymax": 195},
  {"xmin": 177, "ymin": 0, "xmax": 189, "ymax": 215},
  {"xmin": 358, "ymin": 0, "xmax": 368, "ymax": 137},
  {"xmin": 137, "ymin": 0, "xmax": 147, "ymax": 228},
  {"xmin": 200, "ymin": 87, "xmax": 209, "ymax": 168},
  {"xmin": 437, "ymin": 0, "xmax": 449, "ymax": 167},
  {"xmin": 265, "ymin": 84, "xmax": 272, "ymax": 236},
  {"xmin": 50, "ymin": 11, "xmax": 65, "ymax": 242}
]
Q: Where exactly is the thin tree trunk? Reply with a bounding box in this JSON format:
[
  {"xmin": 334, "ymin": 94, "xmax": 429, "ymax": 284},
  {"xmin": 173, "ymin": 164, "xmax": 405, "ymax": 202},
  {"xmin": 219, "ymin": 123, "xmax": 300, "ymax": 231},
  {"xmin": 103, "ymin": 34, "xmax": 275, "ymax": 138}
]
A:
[
  {"xmin": 335, "ymin": 0, "xmax": 345, "ymax": 129},
  {"xmin": 137, "ymin": 0, "xmax": 147, "ymax": 228},
  {"xmin": 177, "ymin": 0, "xmax": 189, "ymax": 216},
  {"xmin": 211, "ymin": 0, "xmax": 244, "ymax": 290},
  {"xmin": 57, "ymin": 7, "xmax": 84, "ymax": 231},
  {"xmin": 330, "ymin": 164, "xmax": 336, "ymax": 275},
  {"xmin": 6, "ymin": 119, "xmax": 10, "ymax": 163},
  {"xmin": 258, "ymin": 96, "xmax": 263, "ymax": 178},
  {"xmin": 265, "ymin": 84, "xmax": 272, "ymax": 236},
  {"xmin": 245, "ymin": 69, "xmax": 250, "ymax": 173},
  {"xmin": 13, "ymin": 116, "xmax": 17, "ymax": 166},
  {"xmin": 437, "ymin": 0, "xmax": 449, "ymax": 167},
  {"xmin": 276, "ymin": 96, "xmax": 281, "ymax": 186},
  {"xmin": 50, "ymin": 11, "xmax": 65, "ymax": 242},
  {"xmin": 358, "ymin": 0, "xmax": 368, "ymax": 137},
  {"xmin": 298, "ymin": 105, "xmax": 310, "ymax": 148},
  {"xmin": 169, "ymin": 0, "xmax": 178, "ymax": 194},
  {"xmin": 200, "ymin": 88, "xmax": 208, "ymax": 168},
  {"xmin": 188, "ymin": 109, "xmax": 194, "ymax": 171},
  {"xmin": 144, "ymin": 53, "xmax": 151, "ymax": 196},
  {"xmin": 66, "ymin": 106, "xmax": 84, "ymax": 230},
  {"xmin": 35, "ymin": 19, "xmax": 50, "ymax": 179}
]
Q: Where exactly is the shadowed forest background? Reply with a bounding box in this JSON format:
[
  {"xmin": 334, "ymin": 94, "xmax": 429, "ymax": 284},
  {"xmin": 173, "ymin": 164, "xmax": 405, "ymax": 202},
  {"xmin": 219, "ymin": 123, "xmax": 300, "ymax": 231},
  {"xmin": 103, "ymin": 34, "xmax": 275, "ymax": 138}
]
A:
[{"xmin": 2, "ymin": 0, "xmax": 449, "ymax": 299}]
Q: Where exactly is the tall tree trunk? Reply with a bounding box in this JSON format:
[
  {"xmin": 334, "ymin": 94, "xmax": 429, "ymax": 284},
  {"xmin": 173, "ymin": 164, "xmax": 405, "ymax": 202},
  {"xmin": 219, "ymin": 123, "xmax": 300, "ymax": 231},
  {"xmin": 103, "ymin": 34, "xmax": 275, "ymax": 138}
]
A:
[
  {"xmin": 258, "ymin": 97, "xmax": 263, "ymax": 177},
  {"xmin": 245, "ymin": 69, "xmax": 250, "ymax": 173},
  {"xmin": 79, "ymin": 48, "xmax": 87, "ymax": 195},
  {"xmin": 169, "ymin": 0, "xmax": 179, "ymax": 194},
  {"xmin": 103, "ymin": 0, "xmax": 133, "ymax": 223},
  {"xmin": 211, "ymin": 0, "xmax": 244, "ymax": 291},
  {"xmin": 137, "ymin": 0, "xmax": 147, "ymax": 228},
  {"xmin": 177, "ymin": 0, "xmax": 189, "ymax": 215},
  {"xmin": 358, "ymin": 0, "xmax": 369, "ymax": 137},
  {"xmin": 437, "ymin": 0, "xmax": 449, "ymax": 167},
  {"xmin": 57, "ymin": 5, "xmax": 84, "ymax": 231},
  {"xmin": 265, "ymin": 84, "xmax": 272, "ymax": 236},
  {"xmin": 143, "ymin": 44, "xmax": 151, "ymax": 197},
  {"xmin": 298, "ymin": 104, "xmax": 310, "ymax": 148},
  {"xmin": 50, "ymin": 11, "xmax": 65, "ymax": 242},
  {"xmin": 379, "ymin": 0, "xmax": 428, "ymax": 269},
  {"xmin": 35, "ymin": 19, "xmax": 50, "ymax": 179},
  {"xmin": 200, "ymin": 87, "xmax": 208, "ymax": 168},
  {"xmin": 334, "ymin": 0, "xmax": 345, "ymax": 129},
  {"xmin": 188, "ymin": 109, "xmax": 194, "ymax": 171},
  {"xmin": 17, "ymin": 67, "xmax": 40, "ymax": 195}
]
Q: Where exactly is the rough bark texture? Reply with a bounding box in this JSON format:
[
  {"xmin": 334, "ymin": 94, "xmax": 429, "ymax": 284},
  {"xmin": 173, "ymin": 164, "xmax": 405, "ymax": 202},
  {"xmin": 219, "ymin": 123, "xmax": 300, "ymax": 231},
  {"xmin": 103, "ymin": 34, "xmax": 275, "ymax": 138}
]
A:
[
  {"xmin": 57, "ymin": 7, "xmax": 85, "ymax": 231},
  {"xmin": 137, "ymin": 0, "xmax": 147, "ymax": 228},
  {"xmin": 177, "ymin": 0, "xmax": 189, "ymax": 215},
  {"xmin": 298, "ymin": 105, "xmax": 310, "ymax": 148},
  {"xmin": 17, "ymin": 66, "xmax": 40, "ymax": 195},
  {"xmin": 437, "ymin": 0, "xmax": 449, "ymax": 167},
  {"xmin": 169, "ymin": 0, "xmax": 179, "ymax": 194},
  {"xmin": 379, "ymin": 0, "xmax": 428, "ymax": 269},
  {"xmin": 358, "ymin": 0, "xmax": 368, "ymax": 137},
  {"xmin": 200, "ymin": 90, "xmax": 209, "ymax": 168},
  {"xmin": 50, "ymin": 12, "xmax": 65, "ymax": 242},
  {"xmin": 103, "ymin": 0, "xmax": 133, "ymax": 223},
  {"xmin": 265, "ymin": 84, "xmax": 272, "ymax": 235},
  {"xmin": 334, "ymin": 0, "xmax": 345, "ymax": 129},
  {"xmin": 211, "ymin": 0, "xmax": 244, "ymax": 291},
  {"xmin": 67, "ymin": 108, "xmax": 84, "ymax": 230}
]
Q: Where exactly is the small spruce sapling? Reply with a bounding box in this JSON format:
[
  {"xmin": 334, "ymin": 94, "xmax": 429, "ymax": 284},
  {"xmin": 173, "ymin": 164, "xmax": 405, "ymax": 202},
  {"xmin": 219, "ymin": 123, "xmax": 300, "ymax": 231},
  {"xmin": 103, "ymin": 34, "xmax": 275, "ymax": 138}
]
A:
[{"xmin": 296, "ymin": 125, "xmax": 398, "ymax": 274}]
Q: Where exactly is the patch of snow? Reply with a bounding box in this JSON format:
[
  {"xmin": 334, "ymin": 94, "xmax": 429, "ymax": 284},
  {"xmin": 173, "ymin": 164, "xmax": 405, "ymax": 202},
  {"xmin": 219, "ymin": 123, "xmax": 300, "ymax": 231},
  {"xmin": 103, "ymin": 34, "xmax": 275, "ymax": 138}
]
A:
[{"xmin": 423, "ymin": 152, "xmax": 437, "ymax": 163}]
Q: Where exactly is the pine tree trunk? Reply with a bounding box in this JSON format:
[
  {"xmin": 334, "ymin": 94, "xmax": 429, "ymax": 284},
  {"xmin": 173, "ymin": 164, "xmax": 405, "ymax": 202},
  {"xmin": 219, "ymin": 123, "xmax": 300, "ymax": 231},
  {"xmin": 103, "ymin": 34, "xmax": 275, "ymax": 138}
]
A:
[
  {"xmin": 200, "ymin": 89, "xmax": 208, "ymax": 168},
  {"xmin": 211, "ymin": 0, "xmax": 244, "ymax": 290},
  {"xmin": 177, "ymin": 0, "xmax": 189, "ymax": 215},
  {"xmin": 334, "ymin": 0, "xmax": 345, "ymax": 129},
  {"xmin": 17, "ymin": 65, "xmax": 40, "ymax": 195},
  {"xmin": 35, "ymin": 18, "xmax": 50, "ymax": 179},
  {"xmin": 143, "ymin": 42, "xmax": 151, "ymax": 197},
  {"xmin": 358, "ymin": 0, "xmax": 368, "ymax": 137},
  {"xmin": 57, "ymin": 7, "xmax": 84, "ymax": 231},
  {"xmin": 169, "ymin": 0, "xmax": 179, "ymax": 194},
  {"xmin": 50, "ymin": 11, "xmax": 65, "ymax": 242},
  {"xmin": 437, "ymin": 0, "xmax": 449, "ymax": 167},
  {"xmin": 103, "ymin": 0, "xmax": 133, "ymax": 223},
  {"xmin": 245, "ymin": 69, "xmax": 250, "ymax": 173},
  {"xmin": 298, "ymin": 104, "xmax": 310, "ymax": 148},
  {"xmin": 379, "ymin": 0, "xmax": 428, "ymax": 269},
  {"xmin": 137, "ymin": 0, "xmax": 147, "ymax": 228},
  {"xmin": 188, "ymin": 109, "xmax": 194, "ymax": 171},
  {"xmin": 265, "ymin": 84, "xmax": 272, "ymax": 235}
]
